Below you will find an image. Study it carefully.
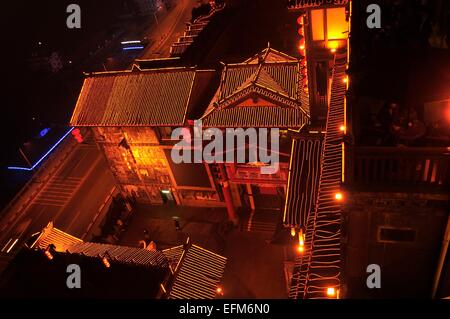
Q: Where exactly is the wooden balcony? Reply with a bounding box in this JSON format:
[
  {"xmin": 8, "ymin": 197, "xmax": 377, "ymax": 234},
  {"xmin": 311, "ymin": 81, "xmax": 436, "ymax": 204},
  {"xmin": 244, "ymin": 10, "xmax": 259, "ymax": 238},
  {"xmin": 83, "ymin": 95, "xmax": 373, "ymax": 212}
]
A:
[{"xmin": 345, "ymin": 146, "xmax": 450, "ymax": 193}]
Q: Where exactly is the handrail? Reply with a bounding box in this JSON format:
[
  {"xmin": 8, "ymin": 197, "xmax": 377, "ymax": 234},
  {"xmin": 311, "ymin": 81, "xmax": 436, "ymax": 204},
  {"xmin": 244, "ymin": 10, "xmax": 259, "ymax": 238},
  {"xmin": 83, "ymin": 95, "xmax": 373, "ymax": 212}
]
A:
[
  {"xmin": 353, "ymin": 146, "xmax": 450, "ymax": 156},
  {"xmin": 345, "ymin": 145, "xmax": 450, "ymax": 190}
]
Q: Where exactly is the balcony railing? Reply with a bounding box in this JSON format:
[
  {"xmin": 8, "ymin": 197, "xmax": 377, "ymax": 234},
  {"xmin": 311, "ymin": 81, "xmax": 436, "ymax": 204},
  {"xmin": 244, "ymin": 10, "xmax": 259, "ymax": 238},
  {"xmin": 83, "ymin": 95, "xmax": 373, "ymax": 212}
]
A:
[
  {"xmin": 345, "ymin": 146, "xmax": 450, "ymax": 192},
  {"xmin": 288, "ymin": 0, "xmax": 349, "ymax": 10}
]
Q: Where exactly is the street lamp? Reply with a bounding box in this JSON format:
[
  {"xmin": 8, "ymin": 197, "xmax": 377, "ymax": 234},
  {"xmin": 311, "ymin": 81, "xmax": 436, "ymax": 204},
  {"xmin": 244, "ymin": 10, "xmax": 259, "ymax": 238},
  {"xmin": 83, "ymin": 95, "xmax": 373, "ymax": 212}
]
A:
[
  {"xmin": 327, "ymin": 287, "xmax": 336, "ymax": 297},
  {"xmin": 45, "ymin": 244, "xmax": 56, "ymax": 260},
  {"xmin": 334, "ymin": 192, "xmax": 343, "ymax": 201},
  {"xmin": 102, "ymin": 252, "xmax": 111, "ymax": 268},
  {"xmin": 291, "ymin": 227, "xmax": 296, "ymax": 237},
  {"xmin": 326, "ymin": 287, "xmax": 340, "ymax": 299}
]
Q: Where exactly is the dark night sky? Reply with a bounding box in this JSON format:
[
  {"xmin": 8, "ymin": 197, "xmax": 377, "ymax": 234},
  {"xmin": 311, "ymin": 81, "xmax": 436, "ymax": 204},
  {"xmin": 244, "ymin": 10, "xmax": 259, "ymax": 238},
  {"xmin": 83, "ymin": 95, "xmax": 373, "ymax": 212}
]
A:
[
  {"xmin": 1, "ymin": 1, "xmax": 127, "ymax": 162},
  {"xmin": 0, "ymin": 1, "xmax": 130, "ymax": 205}
]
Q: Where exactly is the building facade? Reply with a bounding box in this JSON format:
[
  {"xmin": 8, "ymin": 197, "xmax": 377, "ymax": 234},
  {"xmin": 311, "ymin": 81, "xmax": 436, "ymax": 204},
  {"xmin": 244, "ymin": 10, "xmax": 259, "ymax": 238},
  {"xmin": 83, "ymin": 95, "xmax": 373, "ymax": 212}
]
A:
[
  {"xmin": 287, "ymin": 0, "xmax": 450, "ymax": 299},
  {"xmin": 69, "ymin": 0, "xmax": 450, "ymax": 298},
  {"xmin": 70, "ymin": 46, "xmax": 310, "ymax": 223}
]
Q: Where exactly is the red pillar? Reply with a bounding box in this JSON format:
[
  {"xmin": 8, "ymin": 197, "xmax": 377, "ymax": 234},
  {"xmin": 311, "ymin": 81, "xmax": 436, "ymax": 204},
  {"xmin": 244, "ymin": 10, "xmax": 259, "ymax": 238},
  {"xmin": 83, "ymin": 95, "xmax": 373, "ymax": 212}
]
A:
[{"xmin": 219, "ymin": 164, "xmax": 238, "ymax": 225}]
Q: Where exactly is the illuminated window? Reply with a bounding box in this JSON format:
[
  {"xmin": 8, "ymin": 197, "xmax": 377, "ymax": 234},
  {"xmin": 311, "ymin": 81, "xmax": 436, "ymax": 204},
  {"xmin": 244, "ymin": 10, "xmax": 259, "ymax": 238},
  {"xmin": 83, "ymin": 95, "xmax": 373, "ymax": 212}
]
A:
[
  {"xmin": 326, "ymin": 8, "xmax": 347, "ymax": 40},
  {"xmin": 311, "ymin": 9, "xmax": 325, "ymax": 41},
  {"xmin": 378, "ymin": 227, "xmax": 416, "ymax": 243}
]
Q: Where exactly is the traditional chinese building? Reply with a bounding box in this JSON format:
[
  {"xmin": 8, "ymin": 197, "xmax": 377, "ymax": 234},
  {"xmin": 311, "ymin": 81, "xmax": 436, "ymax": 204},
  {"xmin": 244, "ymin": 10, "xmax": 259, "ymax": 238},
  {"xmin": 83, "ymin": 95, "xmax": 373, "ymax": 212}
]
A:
[
  {"xmin": 70, "ymin": 45, "xmax": 310, "ymax": 224},
  {"xmin": 0, "ymin": 223, "xmax": 226, "ymax": 299},
  {"xmin": 281, "ymin": 0, "xmax": 350, "ymax": 300},
  {"xmin": 68, "ymin": 0, "xmax": 449, "ymax": 298},
  {"xmin": 71, "ymin": 65, "xmax": 222, "ymax": 207},
  {"xmin": 286, "ymin": 0, "xmax": 450, "ymax": 299}
]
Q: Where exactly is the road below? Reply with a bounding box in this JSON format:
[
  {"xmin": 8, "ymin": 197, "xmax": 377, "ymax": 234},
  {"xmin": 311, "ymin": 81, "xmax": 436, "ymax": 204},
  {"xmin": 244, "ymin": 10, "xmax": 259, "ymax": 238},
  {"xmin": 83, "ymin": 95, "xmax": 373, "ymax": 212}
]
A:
[
  {"xmin": 0, "ymin": 138, "xmax": 116, "ymax": 253},
  {"xmin": 0, "ymin": 0, "xmax": 198, "ymax": 253},
  {"xmin": 141, "ymin": 0, "xmax": 198, "ymax": 59}
]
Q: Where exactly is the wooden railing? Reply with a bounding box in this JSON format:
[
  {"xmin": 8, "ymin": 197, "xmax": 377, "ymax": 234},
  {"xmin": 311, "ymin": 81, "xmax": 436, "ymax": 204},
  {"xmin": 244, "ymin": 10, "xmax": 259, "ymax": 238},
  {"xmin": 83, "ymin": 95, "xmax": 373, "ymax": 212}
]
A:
[
  {"xmin": 288, "ymin": 0, "xmax": 349, "ymax": 10},
  {"xmin": 345, "ymin": 146, "xmax": 450, "ymax": 192}
]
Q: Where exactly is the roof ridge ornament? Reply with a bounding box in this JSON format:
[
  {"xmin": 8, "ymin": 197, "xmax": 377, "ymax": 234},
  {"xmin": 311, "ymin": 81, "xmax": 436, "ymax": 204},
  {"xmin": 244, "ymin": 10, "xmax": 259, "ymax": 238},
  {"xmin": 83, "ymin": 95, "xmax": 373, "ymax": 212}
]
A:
[{"xmin": 131, "ymin": 63, "xmax": 142, "ymax": 72}]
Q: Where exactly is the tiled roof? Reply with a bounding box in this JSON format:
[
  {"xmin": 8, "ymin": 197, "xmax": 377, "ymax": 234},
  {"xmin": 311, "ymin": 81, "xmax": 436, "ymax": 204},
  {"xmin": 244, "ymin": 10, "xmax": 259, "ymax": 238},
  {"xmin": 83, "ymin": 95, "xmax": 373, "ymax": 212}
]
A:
[
  {"xmin": 32, "ymin": 222, "xmax": 83, "ymax": 252},
  {"xmin": 32, "ymin": 223, "xmax": 168, "ymax": 268},
  {"xmin": 202, "ymin": 106, "xmax": 309, "ymax": 128},
  {"xmin": 283, "ymin": 134, "xmax": 323, "ymax": 228},
  {"xmin": 162, "ymin": 245, "xmax": 184, "ymax": 265},
  {"xmin": 28, "ymin": 224, "xmax": 229, "ymax": 298},
  {"xmin": 70, "ymin": 66, "xmax": 196, "ymax": 126},
  {"xmin": 168, "ymin": 243, "xmax": 227, "ymax": 299},
  {"xmin": 66, "ymin": 242, "xmax": 169, "ymax": 268},
  {"xmin": 201, "ymin": 47, "xmax": 309, "ymax": 128},
  {"xmin": 290, "ymin": 51, "xmax": 347, "ymax": 299},
  {"xmin": 235, "ymin": 68, "xmax": 289, "ymax": 97},
  {"xmin": 218, "ymin": 63, "xmax": 300, "ymax": 101}
]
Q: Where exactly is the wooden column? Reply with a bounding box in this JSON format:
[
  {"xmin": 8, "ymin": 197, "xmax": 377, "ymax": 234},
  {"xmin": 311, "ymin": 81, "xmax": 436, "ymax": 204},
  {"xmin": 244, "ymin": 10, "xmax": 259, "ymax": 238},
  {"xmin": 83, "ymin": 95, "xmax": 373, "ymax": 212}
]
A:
[
  {"xmin": 219, "ymin": 164, "xmax": 238, "ymax": 225},
  {"xmin": 246, "ymin": 183, "xmax": 256, "ymax": 211}
]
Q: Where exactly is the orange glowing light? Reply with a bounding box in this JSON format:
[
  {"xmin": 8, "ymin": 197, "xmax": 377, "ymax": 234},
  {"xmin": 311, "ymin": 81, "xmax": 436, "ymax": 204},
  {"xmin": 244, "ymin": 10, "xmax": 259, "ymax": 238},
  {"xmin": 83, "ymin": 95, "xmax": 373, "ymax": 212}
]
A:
[
  {"xmin": 44, "ymin": 250, "xmax": 53, "ymax": 260},
  {"xmin": 298, "ymin": 229, "xmax": 305, "ymax": 244},
  {"xmin": 334, "ymin": 192, "xmax": 343, "ymax": 201},
  {"xmin": 102, "ymin": 257, "xmax": 111, "ymax": 268},
  {"xmin": 339, "ymin": 125, "xmax": 346, "ymax": 132},
  {"xmin": 326, "ymin": 7, "xmax": 348, "ymax": 40},
  {"xmin": 216, "ymin": 287, "xmax": 223, "ymax": 295},
  {"xmin": 291, "ymin": 228, "xmax": 296, "ymax": 237},
  {"xmin": 299, "ymin": 44, "xmax": 305, "ymax": 51},
  {"xmin": 328, "ymin": 40, "xmax": 339, "ymax": 50},
  {"xmin": 343, "ymin": 77, "xmax": 348, "ymax": 83},
  {"xmin": 327, "ymin": 287, "xmax": 336, "ymax": 297},
  {"xmin": 299, "ymin": 237, "xmax": 305, "ymax": 246},
  {"xmin": 297, "ymin": 245, "xmax": 304, "ymax": 253}
]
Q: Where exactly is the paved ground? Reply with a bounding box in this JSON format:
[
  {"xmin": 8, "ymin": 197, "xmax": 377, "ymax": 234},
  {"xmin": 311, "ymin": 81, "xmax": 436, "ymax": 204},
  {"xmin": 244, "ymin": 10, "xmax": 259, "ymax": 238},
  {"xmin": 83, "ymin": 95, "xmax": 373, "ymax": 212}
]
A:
[
  {"xmin": 119, "ymin": 204, "xmax": 287, "ymax": 298},
  {"xmin": 222, "ymin": 229, "xmax": 287, "ymax": 298},
  {"xmin": 119, "ymin": 204, "xmax": 227, "ymax": 251}
]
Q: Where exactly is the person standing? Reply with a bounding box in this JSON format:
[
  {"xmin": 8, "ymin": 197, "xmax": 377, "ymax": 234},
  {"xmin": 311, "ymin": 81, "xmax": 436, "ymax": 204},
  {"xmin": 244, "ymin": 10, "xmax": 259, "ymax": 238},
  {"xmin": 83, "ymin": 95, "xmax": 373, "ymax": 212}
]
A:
[{"xmin": 174, "ymin": 219, "xmax": 181, "ymax": 231}]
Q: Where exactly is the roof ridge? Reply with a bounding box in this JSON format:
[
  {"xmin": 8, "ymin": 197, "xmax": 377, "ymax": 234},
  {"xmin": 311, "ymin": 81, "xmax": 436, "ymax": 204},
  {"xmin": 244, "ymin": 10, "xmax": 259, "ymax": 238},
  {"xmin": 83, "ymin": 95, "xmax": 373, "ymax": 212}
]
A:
[
  {"xmin": 85, "ymin": 66, "xmax": 197, "ymax": 78},
  {"xmin": 243, "ymin": 46, "xmax": 299, "ymax": 64}
]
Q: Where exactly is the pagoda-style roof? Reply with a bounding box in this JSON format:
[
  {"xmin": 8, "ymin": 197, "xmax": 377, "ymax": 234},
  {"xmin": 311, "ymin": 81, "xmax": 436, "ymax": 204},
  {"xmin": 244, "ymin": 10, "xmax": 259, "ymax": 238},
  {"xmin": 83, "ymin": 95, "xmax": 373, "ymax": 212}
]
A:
[
  {"xmin": 288, "ymin": 0, "xmax": 349, "ymax": 10},
  {"xmin": 70, "ymin": 65, "xmax": 198, "ymax": 127},
  {"xmin": 24, "ymin": 224, "xmax": 226, "ymax": 299},
  {"xmin": 243, "ymin": 46, "xmax": 299, "ymax": 64},
  {"xmin": 31, "ymin": 222, "xmax": 83, "ymax": 252},
  {"xmin": 164, "ymin": 240, "xmax": 227, "ymax": 299},
  {"xmin": 201, "ymin": 46, "xmax": 309, "ymax": 128},
  {"xmin": 66, "ymin": 242, "xmax": 169, "ymax": 268}
]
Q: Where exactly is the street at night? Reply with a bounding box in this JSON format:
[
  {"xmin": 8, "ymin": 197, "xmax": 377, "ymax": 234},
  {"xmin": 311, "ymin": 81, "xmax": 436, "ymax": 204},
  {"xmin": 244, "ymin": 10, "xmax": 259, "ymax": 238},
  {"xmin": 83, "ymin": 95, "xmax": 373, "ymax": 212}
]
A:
[{"xmin": 0, "ymin": 0, "xmax": 450, "ymax": 315}]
